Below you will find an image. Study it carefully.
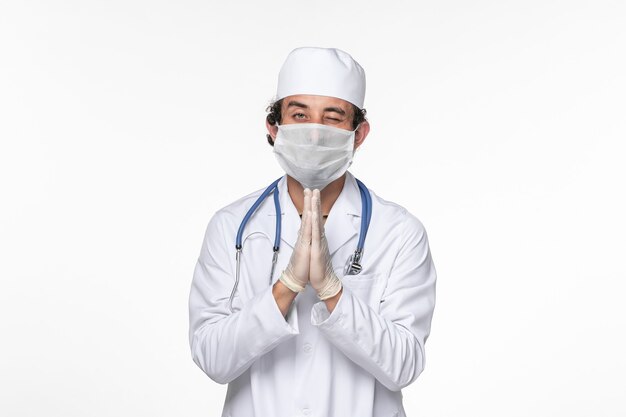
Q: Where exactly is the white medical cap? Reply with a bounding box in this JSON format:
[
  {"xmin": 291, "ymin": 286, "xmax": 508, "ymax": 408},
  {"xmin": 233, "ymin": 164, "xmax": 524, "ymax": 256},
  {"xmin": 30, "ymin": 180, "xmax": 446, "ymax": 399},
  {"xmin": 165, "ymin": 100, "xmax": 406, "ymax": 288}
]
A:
[{"xmin": 276, "ymin": 47, "xmax": 366, "ymax": 109}]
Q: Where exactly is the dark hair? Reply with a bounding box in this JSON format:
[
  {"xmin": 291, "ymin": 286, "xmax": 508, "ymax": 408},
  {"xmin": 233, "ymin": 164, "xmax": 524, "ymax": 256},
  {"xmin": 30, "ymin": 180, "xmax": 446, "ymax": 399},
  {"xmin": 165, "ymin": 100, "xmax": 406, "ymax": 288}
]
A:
[{"xmin": 265, "ymin": 98, "xmax": 367, "ymax": 146}]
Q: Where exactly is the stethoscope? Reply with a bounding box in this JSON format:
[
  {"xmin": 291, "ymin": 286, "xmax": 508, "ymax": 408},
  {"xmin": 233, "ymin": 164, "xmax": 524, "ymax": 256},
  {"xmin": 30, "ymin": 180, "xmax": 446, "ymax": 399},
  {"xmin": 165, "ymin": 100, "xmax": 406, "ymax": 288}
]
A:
[{"xmin": 228, "ymin": 177, "xmax": 372, "ymax": 312}]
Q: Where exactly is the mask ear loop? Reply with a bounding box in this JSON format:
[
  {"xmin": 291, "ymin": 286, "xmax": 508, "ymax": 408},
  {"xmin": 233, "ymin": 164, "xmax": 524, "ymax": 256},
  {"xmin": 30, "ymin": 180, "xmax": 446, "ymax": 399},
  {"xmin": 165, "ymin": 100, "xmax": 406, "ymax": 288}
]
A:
[
  {"xmin": 352, "ymin": 123, "xmax": 362, "ymax": 153},
  {"xmin": 271, "ymin": 122, "xmax": 281, "ymax": 145}
]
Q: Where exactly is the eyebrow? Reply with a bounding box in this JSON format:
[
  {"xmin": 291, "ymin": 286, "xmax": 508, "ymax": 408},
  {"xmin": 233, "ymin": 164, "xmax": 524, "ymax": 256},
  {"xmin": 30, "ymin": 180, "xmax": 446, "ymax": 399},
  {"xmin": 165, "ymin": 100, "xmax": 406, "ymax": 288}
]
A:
[
  {"xmin": 323, "ymin": 106, "xmax": 346, "ymax": 116},
  {"xmin": 286, "ymin": 100, "xmax": 309, "ymax": 109},
  {"xmin": 286, "ymin": 101, "xmax": 346, "ymax": 116}
]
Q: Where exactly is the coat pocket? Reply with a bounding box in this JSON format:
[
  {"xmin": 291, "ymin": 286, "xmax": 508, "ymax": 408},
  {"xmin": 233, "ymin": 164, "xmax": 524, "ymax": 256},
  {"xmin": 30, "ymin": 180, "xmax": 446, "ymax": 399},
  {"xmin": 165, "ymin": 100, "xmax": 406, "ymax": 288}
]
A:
[
  {"xmin": 340, "ymin": 272, "xmax": 384, "ymax": 308},
  {"xmin": 340, "ymin": 272, "xmax": 381, "ymax": 289}
]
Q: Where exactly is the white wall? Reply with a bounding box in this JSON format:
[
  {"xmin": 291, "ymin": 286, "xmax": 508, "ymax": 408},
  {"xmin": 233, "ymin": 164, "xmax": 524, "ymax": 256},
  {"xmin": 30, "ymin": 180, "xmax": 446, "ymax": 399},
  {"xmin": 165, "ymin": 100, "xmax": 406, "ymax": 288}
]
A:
[{"xmin": 1, "ymin": 1, "xmax": 624, "ymax": 416}]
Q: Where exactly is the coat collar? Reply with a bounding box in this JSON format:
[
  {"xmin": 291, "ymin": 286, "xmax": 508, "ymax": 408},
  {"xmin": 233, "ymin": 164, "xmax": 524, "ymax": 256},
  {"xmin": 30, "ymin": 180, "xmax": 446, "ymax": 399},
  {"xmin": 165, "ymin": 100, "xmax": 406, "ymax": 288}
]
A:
[{"xmin": 263, "ymin": 171, "xmax": 362, "ymax": 256}]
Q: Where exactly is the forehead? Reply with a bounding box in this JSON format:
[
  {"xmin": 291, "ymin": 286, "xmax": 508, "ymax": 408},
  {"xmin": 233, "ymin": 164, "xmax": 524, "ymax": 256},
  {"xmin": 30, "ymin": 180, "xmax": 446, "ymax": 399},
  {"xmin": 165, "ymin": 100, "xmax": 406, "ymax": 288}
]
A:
[{"xmin": 281, "ymin": 94, "xmax": 353, "ymax": 112}]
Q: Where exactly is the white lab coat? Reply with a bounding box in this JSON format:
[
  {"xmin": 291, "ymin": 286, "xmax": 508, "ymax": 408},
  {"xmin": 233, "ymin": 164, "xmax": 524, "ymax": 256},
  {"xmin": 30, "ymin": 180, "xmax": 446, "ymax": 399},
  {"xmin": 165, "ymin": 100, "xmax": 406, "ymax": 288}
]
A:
[{"xmin": 189, "ymin": 171, "xmax": 436, "ymax": 417}]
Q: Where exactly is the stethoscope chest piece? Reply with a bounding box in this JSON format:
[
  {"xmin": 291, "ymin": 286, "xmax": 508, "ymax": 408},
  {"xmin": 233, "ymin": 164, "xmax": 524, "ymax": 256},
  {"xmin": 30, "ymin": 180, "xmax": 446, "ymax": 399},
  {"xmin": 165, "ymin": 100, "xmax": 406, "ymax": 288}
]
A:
[{"xmin": 344, "ymin": 249, "xmax": 363, "ymax": 275}]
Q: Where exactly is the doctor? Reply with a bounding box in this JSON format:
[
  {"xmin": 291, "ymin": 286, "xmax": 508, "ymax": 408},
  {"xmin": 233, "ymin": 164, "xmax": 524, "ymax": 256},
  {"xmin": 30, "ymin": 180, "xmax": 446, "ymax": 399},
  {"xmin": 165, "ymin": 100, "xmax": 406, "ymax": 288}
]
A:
[{"xmin": 189, "ymin": 47, "xmax": 437, "ymax": 417}]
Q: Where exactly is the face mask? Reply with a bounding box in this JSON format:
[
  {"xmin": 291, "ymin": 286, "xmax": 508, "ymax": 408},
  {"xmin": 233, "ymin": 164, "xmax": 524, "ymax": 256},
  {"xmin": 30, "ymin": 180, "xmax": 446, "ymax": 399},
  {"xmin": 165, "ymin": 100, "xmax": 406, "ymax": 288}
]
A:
[{"xmin": 273, "ymin": 123, "xmax": 357, "ymax": 190}]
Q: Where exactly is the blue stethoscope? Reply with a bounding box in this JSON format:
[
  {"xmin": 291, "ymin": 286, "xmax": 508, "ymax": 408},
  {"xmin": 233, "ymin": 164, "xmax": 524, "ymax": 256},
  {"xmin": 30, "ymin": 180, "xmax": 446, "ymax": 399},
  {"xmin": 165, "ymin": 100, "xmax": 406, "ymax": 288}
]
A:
[{"xmin": 228, "ymin": 177, "xmax": 372, "ymax": 312}]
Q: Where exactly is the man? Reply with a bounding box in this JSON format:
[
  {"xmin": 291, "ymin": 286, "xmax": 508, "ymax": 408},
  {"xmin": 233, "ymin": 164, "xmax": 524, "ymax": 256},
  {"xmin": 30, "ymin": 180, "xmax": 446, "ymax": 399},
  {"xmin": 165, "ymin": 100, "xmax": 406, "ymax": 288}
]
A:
[{"xmin": 189, "ymin": 47, "xmax": 437, "ymax": 417}]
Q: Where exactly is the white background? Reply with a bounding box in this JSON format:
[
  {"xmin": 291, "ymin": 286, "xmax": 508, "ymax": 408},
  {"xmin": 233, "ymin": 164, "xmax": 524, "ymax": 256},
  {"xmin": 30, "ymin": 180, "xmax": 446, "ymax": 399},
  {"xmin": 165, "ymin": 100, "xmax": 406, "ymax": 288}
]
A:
[{"xmin": 1, "ymin": 1, "xmax": 625, "ymax": 416}]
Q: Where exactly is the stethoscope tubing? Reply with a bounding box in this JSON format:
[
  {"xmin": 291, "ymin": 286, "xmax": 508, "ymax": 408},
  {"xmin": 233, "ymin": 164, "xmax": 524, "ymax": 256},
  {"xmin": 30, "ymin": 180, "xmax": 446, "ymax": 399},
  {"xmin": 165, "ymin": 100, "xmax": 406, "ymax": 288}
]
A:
[
  {"xmin": 355, "ymin": 178, "xmax": 372, "ymax": 250},
  {"xmin": 229, "ymin": 177, "xmax": 371, "ymax": 313},
  {"xmin": 236, "ymin": 178, "xmax": 282, "ymax": 250}
]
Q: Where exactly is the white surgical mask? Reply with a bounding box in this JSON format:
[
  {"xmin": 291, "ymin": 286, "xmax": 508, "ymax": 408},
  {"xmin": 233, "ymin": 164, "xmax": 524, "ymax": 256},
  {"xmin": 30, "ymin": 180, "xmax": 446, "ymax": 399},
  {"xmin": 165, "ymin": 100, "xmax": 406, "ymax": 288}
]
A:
[{"xmin": 273, "ymin": 123, "xmax": 357, "ymax": 190}]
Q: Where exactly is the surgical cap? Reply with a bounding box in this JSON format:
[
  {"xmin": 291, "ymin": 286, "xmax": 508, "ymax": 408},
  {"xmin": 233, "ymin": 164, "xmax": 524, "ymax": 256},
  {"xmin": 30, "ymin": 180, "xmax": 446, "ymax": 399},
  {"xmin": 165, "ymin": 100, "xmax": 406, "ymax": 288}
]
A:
[{"xmin": 276, "ymin": 47, "xmax": 366, "ymax": 109}]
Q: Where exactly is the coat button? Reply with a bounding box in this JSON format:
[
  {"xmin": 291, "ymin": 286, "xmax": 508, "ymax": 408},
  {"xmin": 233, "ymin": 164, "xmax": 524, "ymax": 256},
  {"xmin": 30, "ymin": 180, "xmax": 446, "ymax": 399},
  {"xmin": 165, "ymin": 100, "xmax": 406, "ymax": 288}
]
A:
[
  {"xmin": 302, "ymin": 408, "xmax": 311, "ymax": 415},
  {"xmin": 303, "ymin": 343, "xmax": 312, "ymax": 353}
]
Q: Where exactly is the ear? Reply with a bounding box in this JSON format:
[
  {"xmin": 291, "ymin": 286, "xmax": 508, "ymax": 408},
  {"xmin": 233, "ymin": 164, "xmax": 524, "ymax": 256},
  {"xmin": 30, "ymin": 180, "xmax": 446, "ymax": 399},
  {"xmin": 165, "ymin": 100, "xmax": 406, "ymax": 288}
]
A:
[
  {"xmin": 266, "ymin": 119, "xmax": 278, "ymax": 144},
  {"xmin": 354, "ymin": 120, "xmax": 370, "ymax": 150}
]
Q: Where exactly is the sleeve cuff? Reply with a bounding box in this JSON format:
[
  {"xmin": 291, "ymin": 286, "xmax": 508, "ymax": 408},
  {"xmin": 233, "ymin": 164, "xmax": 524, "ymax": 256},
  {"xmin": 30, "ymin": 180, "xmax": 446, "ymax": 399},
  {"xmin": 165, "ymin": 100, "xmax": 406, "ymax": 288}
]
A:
[
  {"xmin": 258, "ymin": 284, "xmax": 300, "ymax": 336},
  {"xmin": 310, "ymin": 285, "xmax": 349, "ymax": 328}
]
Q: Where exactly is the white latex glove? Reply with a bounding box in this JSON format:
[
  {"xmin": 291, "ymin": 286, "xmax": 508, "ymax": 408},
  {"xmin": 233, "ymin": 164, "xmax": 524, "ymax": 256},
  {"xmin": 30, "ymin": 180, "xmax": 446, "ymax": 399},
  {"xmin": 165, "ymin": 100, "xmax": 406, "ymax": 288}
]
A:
[
  {"xmin": 310, "ymin": 189, "xmax": 343, "ymax": 300},
  {"xmin": 279, "ymin": 188, "xmax": 312, "ymax": 293}
]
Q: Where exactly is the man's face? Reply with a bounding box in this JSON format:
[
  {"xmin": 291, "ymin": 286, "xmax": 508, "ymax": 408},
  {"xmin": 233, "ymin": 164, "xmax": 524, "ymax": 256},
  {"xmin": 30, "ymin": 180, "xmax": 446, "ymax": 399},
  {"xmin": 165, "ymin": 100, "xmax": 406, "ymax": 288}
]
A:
[
  {"xmin": 280, "ymin": 94, "xmax": 355, "ymax": 130},
  {"xmin": 266, "ymin": 93, "xmax": 370, "ymax": 150}
]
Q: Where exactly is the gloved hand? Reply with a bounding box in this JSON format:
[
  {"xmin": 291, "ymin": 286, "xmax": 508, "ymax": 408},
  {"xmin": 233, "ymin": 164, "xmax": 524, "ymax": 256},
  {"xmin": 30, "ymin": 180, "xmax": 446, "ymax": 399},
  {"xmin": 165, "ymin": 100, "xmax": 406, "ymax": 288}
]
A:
[
  {"xmin": 279, "ymin": 188, "xmax": 312, "ymax": 293},
  {"xmin": 309, "ymin": 189, "xmax": 343, "ymax": 300}
]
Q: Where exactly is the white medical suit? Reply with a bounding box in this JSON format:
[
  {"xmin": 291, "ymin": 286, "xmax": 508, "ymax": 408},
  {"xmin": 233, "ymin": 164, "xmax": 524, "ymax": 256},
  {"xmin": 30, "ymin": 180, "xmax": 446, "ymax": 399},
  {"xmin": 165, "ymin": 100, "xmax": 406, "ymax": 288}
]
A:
[{"xmin": 189, "ymin": 171, "xmax": 437, "ymax": 417}]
